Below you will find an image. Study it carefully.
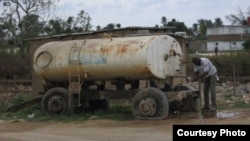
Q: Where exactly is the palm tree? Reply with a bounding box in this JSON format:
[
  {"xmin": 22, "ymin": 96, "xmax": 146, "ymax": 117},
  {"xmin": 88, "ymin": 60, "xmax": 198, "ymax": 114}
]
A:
[
  {"xmin": 161, "ymin": 16, "xmax": 167, "ymax": 27},
  {"xmin": 226, "ymin": 6, "xmax": 250, "ymax": 25}
]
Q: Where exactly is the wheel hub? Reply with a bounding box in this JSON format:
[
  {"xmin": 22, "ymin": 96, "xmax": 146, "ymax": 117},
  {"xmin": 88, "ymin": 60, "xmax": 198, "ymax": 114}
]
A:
[
  {"xmin": 139, "ymin": 98, "xmax": 157, "ymax": 116},
  {"xmin": 48, "ymin": 96, "xmax": 64, "ymax": 114}
]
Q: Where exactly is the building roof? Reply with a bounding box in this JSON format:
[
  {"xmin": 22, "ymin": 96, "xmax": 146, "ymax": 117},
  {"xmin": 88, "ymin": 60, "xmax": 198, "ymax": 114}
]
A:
[{"xmin": 26, "ymin": 26, "xmax": 176, "ymax": 41}]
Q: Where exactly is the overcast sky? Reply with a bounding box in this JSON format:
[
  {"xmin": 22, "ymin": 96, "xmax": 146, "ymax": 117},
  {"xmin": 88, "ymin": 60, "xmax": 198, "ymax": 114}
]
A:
[
  {"xmin": 56, "ymin": 0, "xmax": 250, "ymax": 29},
  {"xmin": 1, "ymin": 0, "xmax": 250, "ymax": 29}
]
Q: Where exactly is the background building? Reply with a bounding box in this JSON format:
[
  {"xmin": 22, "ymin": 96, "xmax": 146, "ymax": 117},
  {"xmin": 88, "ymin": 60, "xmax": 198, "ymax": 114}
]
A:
[{"xmin": 206, "ymin": 25, "xmax": 250, "ymax": 52}]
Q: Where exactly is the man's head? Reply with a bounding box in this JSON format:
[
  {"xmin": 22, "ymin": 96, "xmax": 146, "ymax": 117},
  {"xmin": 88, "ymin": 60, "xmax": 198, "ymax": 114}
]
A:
[{"xmin": 192, "ymin": 57, "xmax": 201, "ymax": 66}]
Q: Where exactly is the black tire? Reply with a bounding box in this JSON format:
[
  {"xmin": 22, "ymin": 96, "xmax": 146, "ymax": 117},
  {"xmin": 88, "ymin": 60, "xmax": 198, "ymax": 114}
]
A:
[
  {"xmin": 132, "ymin": 87, "xmax": 169, "ymax": 120},
  {"xmin": 41, "ymin": 87, "xmax": 71, "ymax": 116},
  {"xmin": 172, "ymin": 84, "xmax": 201, "ymax": 112}
]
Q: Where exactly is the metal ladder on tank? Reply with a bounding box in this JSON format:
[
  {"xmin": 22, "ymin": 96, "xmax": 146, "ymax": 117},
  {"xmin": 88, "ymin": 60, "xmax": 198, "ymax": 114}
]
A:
[
  {"xmin": 68, "ymin": 41, "xmax": 84, "ymax": 107},
  {"xmin": 68, "ymin": 66, "xmax": 82, "ymax": 107}
]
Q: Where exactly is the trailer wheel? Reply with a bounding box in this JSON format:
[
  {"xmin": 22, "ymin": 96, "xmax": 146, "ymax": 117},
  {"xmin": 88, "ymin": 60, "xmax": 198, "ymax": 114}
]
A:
[
  {"xmin": 41, "ymin": 87, "xmax": 71, "ymax": 115},
  {"xmin": 132, "ymin": 87, "xmax": 169, "ymax": 120}
]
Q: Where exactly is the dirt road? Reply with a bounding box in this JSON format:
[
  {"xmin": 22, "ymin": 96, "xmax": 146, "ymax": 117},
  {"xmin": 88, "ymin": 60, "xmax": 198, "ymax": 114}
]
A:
[{"xmin": 1, "ymin": 109, "xmax": 250, "ymax": 141}]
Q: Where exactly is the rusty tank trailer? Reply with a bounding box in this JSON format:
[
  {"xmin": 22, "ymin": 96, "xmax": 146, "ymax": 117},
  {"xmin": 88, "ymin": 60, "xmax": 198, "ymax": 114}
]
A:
[
  {"xmin": 7, "ymin": 32, "xmax": 200, "ymax": 120},
  {"xmin": 34, "ymin": 35, "xmax": 182, "ymax": 82}
]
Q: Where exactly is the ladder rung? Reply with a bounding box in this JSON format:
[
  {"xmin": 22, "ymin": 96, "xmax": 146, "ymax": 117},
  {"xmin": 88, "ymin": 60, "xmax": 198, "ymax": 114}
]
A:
[
  {"xmin": 69, "ymin": 68, "xmax": 82, "ymax": 107},
  {"xmin": 70, "ymin": 82, "xmax": 81, "ymax": 85}
]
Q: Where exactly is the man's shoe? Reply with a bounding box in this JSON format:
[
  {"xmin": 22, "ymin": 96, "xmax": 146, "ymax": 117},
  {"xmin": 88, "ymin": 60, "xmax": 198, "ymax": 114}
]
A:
[
  {"xmin": 211, "ymin": 107, "xmax": 217, "ymax": 112},
  {"xmin": 201, "ymin": 107, "xmax": 210, "ymax": 111}
]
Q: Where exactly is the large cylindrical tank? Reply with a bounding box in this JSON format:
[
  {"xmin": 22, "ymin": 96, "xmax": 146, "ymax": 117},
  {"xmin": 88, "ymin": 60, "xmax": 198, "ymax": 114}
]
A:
[{"xmin": 33, "ymin": 35, "xmax": 182, "ymax": 83}]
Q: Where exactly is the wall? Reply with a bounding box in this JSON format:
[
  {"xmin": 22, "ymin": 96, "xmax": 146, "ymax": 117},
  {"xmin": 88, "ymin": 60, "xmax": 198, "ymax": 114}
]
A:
[
  {"xmin": 207, "ymin": 26, "xmax": 249, "ymax": 35},
  {"xmin": 207, "ymin": 41, "xmax": 244, "ymax": 52},
  {"xmin": 186, "ymin": 42, "xmax": 206, "ymax": 53},
  {"xmin": 207, "ymin": 25, "xmax": 250, "ymax": 52}
]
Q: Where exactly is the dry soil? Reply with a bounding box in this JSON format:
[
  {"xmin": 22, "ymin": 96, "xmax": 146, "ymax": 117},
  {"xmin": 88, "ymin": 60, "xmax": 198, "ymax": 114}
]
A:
[{"xmin": 0, "ymin": 109, "xmax": 250, "ymax": 141}]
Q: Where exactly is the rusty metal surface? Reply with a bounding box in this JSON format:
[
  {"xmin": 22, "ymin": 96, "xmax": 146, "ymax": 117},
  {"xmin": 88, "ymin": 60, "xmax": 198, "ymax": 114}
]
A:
[{"xmin": 33, "ymin": 35, "xmax": 182, "ymax": 83}]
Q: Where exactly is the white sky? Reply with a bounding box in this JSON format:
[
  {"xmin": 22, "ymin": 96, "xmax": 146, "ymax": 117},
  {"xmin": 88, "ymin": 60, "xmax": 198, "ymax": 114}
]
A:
[
  {"xmin": 54, "ymin": 0, "xmax": 250, "ymax": 29},
  {"xmin": 1, "ymin": 0, "xmax": 250, "ymax": 29}
]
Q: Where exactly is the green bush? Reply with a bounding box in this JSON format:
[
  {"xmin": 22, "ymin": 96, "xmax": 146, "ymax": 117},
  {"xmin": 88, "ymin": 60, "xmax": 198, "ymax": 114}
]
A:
[
  {"xmin": 242, "ymin": 40, "xmax": 250, "ymax": 50},
  {"xmin": 0, "ymin": 52, "xmax": 31, "ymax": 79},
  {"xmin": 0, "ymin": 101, "xmax": 9, "ymax": 113}
]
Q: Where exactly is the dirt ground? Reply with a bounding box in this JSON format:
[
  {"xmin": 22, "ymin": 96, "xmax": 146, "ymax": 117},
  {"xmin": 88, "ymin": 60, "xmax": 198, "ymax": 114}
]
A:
[
  {"xmin": 0, "ymin": 109, "xmax": 250, "ymax": 141},
  {"xmin": 1, "ymin": 82, "xmax": 250, "ymax": 141}
]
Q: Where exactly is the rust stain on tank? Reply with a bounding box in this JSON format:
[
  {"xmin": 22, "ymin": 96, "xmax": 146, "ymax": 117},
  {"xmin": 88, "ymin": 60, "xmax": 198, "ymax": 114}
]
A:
[
  {"xmin": 135, "ymin": 66, "xmax": 150, "ymax": 75},
  {"xmin": 118, "ymin": 45, "xmax": 129, "ymax": 54},
  {"xmin": 116, "ymin": 43, "xmax": 141, "ymax": 56},
  {"xmin": 100, "ymin": 46, "xmax": 112, "ymax": 54},
  {"xmin": 98, "ymin": 39, "xmax": 143, "ymax": 56}
]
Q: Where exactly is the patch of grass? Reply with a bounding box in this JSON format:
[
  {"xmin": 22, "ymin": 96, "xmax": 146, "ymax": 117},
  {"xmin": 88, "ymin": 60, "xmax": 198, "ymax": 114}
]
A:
[
  {"xmin": 0, "ymin": 93, "xmax": 34, "ymax": 116},
  {"xmin": 0, "ymin": 99, "xmax": 134, "ymax": 122},
  {"xmin": 218, "ymin": 94, "xmax": 250, "ymax": 110},
  {"xmin": 93, "ymin": 104, "xmax": 133, "ymax": 120},
  {"xmin": 219, "ymin": 102, "xmax": 250, "ymax": 110},
  {"xmin": 0, "ymin": 101, "xmax": 10, "ymax": 113}
]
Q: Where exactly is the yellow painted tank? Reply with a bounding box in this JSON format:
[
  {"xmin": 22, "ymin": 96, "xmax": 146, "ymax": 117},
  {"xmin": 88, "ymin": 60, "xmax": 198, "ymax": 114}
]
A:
[{"xmin": 33, "ymin": 35, "xmax": 182, "ymax": 83}]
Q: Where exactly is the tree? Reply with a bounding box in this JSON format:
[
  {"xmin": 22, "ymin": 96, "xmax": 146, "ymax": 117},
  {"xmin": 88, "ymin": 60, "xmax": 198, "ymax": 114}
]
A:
[
  {"xmin": 116, "ymin": 23, "xmax": 121, "ymax": 28},
  {"xmin": 226, "ymin": 6, "xmax": 250, "ymax": 25},
  {"xmin": 191, "ymin": 19, "xmax": 214, "ymax": 40},
  {"xmin": 159, "ymin": 17, "xmax": 194, "ymax": 38},
  {"xmin": 242, "ymin": 40, "xmax": 250, "ymax": 50},
  {"xmin": 154, "ymin": 24, "xmax": 159, "ymax": 28},
  {"xmin": 0, "ymin": 20, "xmax": 9, "ymax": 49},
  {"xmin": 167, "ymin": 18, "xmax": 189, "ymax": 33},
  {"xmin": 0, "ymin": 0, "xmax": 58, "ymax": 58},
  {"xmin": 44, "ymin": 10, "xmax": 92, "ymax": 35},
  {"xmin": 197, "ymin": 19, "xmax": 213, "ymax": 35},
  {"xmin": 96, "ymin": 25, "xmax": 101, "ymax": 31},
  {"xmin": 214, "ymin": 17, "xmax": 223, "ymax": 27},
  {"xmin": 75, "ymin": 10, "xmax": 92, "ymax": 32},
  {"xmin": 103, "ymin": 23, "xmax": 115, "ymax": 30},
  {"xmin": 44, "ymin": 17, "xmax": 64, "ymax": 35},
  {"xmin": 192, "ymin": 23, "xmax": 199, "ymax": 35},
  {"xmin": 161, "ymin": 16, "xmax": 167, "ymax": 27},
  {"xmin": 191, "ymin": 17, "xmax": 224, "ymax": 40}
]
